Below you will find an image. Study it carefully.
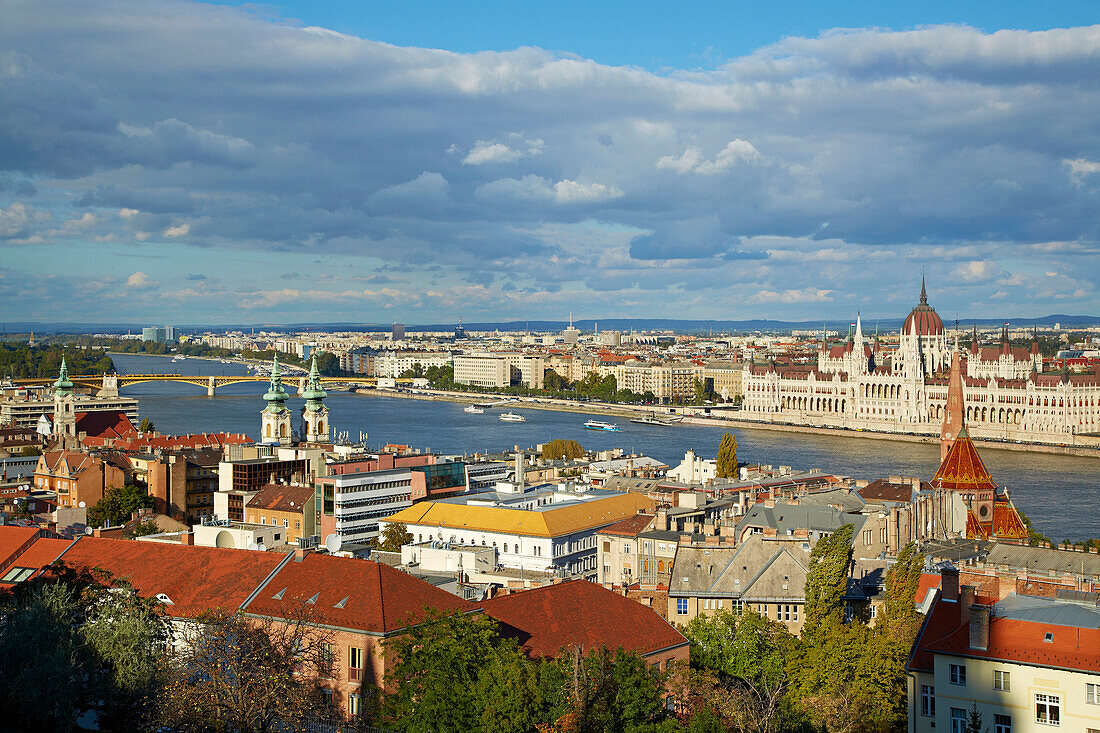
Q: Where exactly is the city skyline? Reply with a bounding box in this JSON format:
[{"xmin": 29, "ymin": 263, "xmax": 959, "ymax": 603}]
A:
[{"xmin": 2, "ymin": 0, "xmax": 1099, "ymax": 324}]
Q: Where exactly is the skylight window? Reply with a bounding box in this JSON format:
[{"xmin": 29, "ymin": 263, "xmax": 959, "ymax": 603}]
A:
[{"xmin": 1043, "ymin": 632, "xmax": 1054, "ymax": 643}]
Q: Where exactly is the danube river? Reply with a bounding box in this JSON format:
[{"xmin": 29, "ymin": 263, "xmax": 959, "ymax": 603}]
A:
[{"xmin": 111, "ymin": 354, "xmax": 1099, "ymax": 541}]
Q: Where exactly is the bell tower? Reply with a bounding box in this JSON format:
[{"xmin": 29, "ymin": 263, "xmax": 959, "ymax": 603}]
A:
[
  {"xmin": 260, "ymin": 356, "xmax": 292, "ymax": 445},
  {"xmin": 52, "ymin": 357, "xmax": 77, "ymax": 445},
  {"xmin": 940, "ymin": 348, "xmax": 965, "ymax": 462},
  {"xmin": 300, "ymin": 355, "xmax": 329, "ymax": 443}
]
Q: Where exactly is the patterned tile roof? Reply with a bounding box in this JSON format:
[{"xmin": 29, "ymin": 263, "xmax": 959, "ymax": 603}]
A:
[{"xmin": 930, "ymin": 428, "xmax": 997, "ymax": 494}]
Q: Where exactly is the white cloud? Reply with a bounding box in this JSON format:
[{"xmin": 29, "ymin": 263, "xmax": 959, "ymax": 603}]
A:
[
  {"xmin": 1064, "ymin": 158, "xmax": 1100, "ymax": 186},
  {"xmin": 552, "ymin": 179, "xmax": 624, "ymax": 203},
  {"xmin": 164, "ymin": 222, "xmax": 190, "ymax": 237},
  {"xmin": 126, "ymin": 271, "xmax": 155, "ymax": 288},
  {"xmin": 755, "ymin": 288, "xmax": 834, "ymax": 304},
  {"xmin": 119, "ymin": 208, "xmax": 139, "ymax": 218},
  {"xmin": 461, "ymin": 137, "xmax": 543, "ymax": 165},
  {"xmin": 0, "ymin": 202, "xmax": 51, "ymax": 239},
  {"xmin": 657, "ymin": 139, "xmax": 761, "ymax": 175}
]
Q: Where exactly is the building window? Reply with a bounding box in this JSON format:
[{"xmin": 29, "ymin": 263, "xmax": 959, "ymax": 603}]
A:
[
  {"xmin": 1035, "ymin": 694, "xmax": 1060, "ymax": 725},
  {"xmin": 1087, "ymin": 683, "xmax": 1100, "ymax": 705},
  {"xmin": 733, "ymin": 600, "xmax": 744, "ymax": 616},
  {"xmin": 994, "ymin": 670, "xmax": 1010, "ymax": 691},
  {"xmin": 284, "ymin": 518, "xmax": 289, "ymax": 528},
  {"xmin": 348, "ymin": 693, "xmax": 360, "ymax": 717},
  {"xmin": 994, "ymin": 715, "xmax": 1011, "ymax": 733},
  {"xmin": 349, "ymin": 646, "xmax": 362, "ymax": 670},
  {"xmin": 676, "ymin": 598, "xmax": 688, "ymax": 615},
  {"xmin": 950, "ymin": 664, "xmax": 966, "ymax": 686},
  {"xmin": 869, "ymin": 604, "xmax": 877, "ymax": 619},
  {"xmin": 951, "ymin": 708, "xmax": 967, "ymax": 733},
  {"xmin": 920, "ymin": 685, "xmax": 935, "ymax": 717}
]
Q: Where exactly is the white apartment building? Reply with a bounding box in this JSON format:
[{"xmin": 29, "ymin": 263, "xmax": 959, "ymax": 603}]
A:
[
  {"xmin": 316, "ymin": 467, "xmax": 415, "ymax": 546},
  {"xmin": 381, "ymin": 484, "xmax": 654, "ymax": 575},
  {"xmin": 908, "ymin": 570, "xmax": 1100, "ymax": 733},
  {"xmin": 454, "ymin": 353, "xmax": 545, "ymax": 389},
  {"xmin": 372, "ymin": 351, "xmax": 452, "ymax": 378}
]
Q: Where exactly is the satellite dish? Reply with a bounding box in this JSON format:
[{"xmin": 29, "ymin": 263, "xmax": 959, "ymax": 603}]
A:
[
  {"xmin": 255, "ymin": 541, "xmax": 266, "ymax": 552},
  {"xmin": 324, "ymin": 534, "xmax": 342, "ymax": 553},
  {"xmin": 84, "ymin": 526, "xmax": 93, "ymax": 535},
  {"xmin": 78, "ymin": 501, "xmax": 86, "ymax": 508},
  {"xmin": 247, "ymin": 542, "xmax": 259, "ymax": 551}
]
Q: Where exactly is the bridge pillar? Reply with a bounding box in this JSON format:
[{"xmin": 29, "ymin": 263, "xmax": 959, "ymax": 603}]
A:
[{"xmin": 207, "ymin": 376, "xmax": 216, "ymax": 397}]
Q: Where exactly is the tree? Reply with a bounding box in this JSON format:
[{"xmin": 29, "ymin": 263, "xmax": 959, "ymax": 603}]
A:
[
  {"xmin": 0, "ymin": 565, "xmax": 168, "ymax": 730},
  {"xmin": 88, "ymin": 484, "xmax": 155, "ymax": 528},
  {"xmin": 542, "ymin": 439, "xmax": 586, "ymax": 460},
  {"xmin": 374, "ymin": 522, "xmax": 412, "ymax": 553},
  {"xmin": 130, "ymin": 518, "xmax": 161, "ymax": 538},
  {"xmin": 383, "ymin": 610, "xmax": 501, "ymax": 733},
  {"xmin": 158, "ymin": 607, "xmax": 336, "ymax": 733},
  {"xmin": 966, "ymin": 703, "xmax": 987, "ymax": 733},
  {"xmin": 801, "ymin": 524, "xmax": 854, "ymax": 644},
  {"xmin": 716, "ymin": 432, "xmax": 738, "ymax": 478},
  {"xmin": 138, "ymin": 417, "xmax": 156, "ymax": 433},
  {"xmin": 544, "ymin": 369, "xmax": 570, "ymax": 392},
  {"xmin": 475, "ymin": 641, "xmax": 543, "ymax": 733},
  {"xmin": 17, "ymin": 445, "xmax": 42, "ymax": 457},
  {"xmin": 878, "ymin": 542, "xmax": 924, "ymax": 643},
  {"xmin": 693, "ymin": 378, "xmax": 707, "ymax": 404}
]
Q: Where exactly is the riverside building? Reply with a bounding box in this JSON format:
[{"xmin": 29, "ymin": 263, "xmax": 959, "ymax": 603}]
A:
[{"xmin": 740, "ymin": 279, "xmax": 1100, "ymax": 445}]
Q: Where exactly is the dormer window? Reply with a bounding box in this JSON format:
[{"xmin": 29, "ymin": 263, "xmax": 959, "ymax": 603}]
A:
[{"xmin": 1043, "ymin": 632, "xmax": 1054, "ymax": 643}]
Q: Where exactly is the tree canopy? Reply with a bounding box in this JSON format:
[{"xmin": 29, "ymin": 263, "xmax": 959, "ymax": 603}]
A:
[{"xmin": 715, "ymin": 432, "xmax": 738, "ymax": 479}]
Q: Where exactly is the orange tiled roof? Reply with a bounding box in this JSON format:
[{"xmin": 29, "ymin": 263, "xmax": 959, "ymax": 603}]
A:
[
  {"xmin": 991, "ymin": 498, "xmax": 1028, "ymax": 541},
  {"xmin": 930, "ymin": 427, "xmax": 997, "ymax": 494},
  {"xmin": 480, "ymin": 580, "xmax": 687, "ymax": 659},
  {"xmin": 966, "ymin": 511, "xmax": 990, "ymax": 540}
]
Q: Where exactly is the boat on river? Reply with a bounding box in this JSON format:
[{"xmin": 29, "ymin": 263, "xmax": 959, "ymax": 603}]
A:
[
  {"xmin": 464, "ymin": 405, "xmax": 485, "ymax": 414},
  {"xmin": 583, "ymin": 420, "xmax": 621, "ymax": 431},
  {"xmin": 499, "ymin": 412, "xmax": 526, "ymax": 422},
  {"xmin": 629, "ymin": 413, "xmax": 682, "ymax": 427}
]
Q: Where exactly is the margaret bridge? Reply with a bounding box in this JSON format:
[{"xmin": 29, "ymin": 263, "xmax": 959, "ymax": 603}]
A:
[{"xmin": 10, "ymin": 373, "xmax": 411, "ymax": 397}]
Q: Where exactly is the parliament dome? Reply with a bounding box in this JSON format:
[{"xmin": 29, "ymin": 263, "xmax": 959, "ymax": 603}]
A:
[{"xmin": 904, "ymin": 279, "xmax": 945, "ymax": 336}]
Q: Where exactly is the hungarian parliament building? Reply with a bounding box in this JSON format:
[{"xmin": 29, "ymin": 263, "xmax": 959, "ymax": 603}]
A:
[{"xmin": 741, "ymin": 281, "xmax": 1100, "ymax": 445}]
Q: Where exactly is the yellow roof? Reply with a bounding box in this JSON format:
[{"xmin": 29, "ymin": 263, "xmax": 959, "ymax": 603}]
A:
[{"xmin": 384, "ymin": 492, "xmax": 655, "ymax": 538}]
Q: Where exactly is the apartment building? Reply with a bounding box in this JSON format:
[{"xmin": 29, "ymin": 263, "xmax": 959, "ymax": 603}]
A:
[
  {"xmin": 453, "ymin": 353, "xmax": 545, "ymax": 389},
  {"xmin": 244, "ymin": 483, "xmax": 316, "ymax": 544},
  {"xmin": 668, "ymin": 536, "xmax": 812, "ymax": 633},
  {"xmin": 382, "ymin": 485, "xmax": 655, "ymax": 575},
  {"xmin": 907, "ymin": 567, "xmax": 1100, "ymax": 733},
  {"xmin": 34, "ymin": 450, "xmax": 126, "ymax": 510}
]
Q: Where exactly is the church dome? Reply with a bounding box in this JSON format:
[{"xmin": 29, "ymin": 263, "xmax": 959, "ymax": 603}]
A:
[{"xmin": 903, "ymin": 279, "xmax": 944, "ymax": 336}]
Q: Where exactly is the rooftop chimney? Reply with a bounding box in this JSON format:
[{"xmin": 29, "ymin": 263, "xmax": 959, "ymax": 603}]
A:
[
  {"xmin": 941, "ymin": 563, "xmax": 959, "ymax": 603},
  {"xmin": 969, "ymin": 604, "xmax": 990, "ymax": 650}
]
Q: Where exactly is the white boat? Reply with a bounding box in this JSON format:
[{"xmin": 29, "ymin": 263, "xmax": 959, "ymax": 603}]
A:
[
  {"xmin": 499, "ymin": 412, "xmax": 526, "ymax": 422},
  {"xmin": 464, "ymin": 405, "xmax": 485, "ymax": 414},
  {"xmin": 583, "ymin": 420, "xmax": 621, "ymax": 432}
]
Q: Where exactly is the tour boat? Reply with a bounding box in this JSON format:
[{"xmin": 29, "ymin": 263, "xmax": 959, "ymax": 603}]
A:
[
  {"xmin": 629, "ymin": 413, "xmax": 681, "ymax": 427},
  {"xmin": 463, "ymin": 405, "xmax": 485, "ymax": 414},
  {"xmin": 583, "ymin": 420, "xmax": 621, "ymax": 431},
  {"xmin": 499, "ymin": 412, "xmax": 526, "ymax": 422}
]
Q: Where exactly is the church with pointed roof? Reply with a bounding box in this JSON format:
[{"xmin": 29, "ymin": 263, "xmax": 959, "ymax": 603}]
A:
[
  {"xmin": 741, "ymin": 279, "xmax": 1100, "ymax": 444},
  {"xmin": 259, "ymin": 355, "xmax": 331, "ymax": 446}
]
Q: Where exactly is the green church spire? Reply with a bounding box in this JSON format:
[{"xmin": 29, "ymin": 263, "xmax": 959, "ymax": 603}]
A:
[
  {"xmin": 262, "ymin": 356, "xmax": 289, "ymax": 413},
  {"xmin": 53, "ymin": 356, "xmax": 74, "ymax": 396},
  {"xmin": 301, "ymin": 355, "xmax": 327, "ymax": 411}
]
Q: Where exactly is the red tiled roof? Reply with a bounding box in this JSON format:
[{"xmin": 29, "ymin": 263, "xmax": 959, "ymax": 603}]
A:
[
  {"xmin": 598, "ymin": 514, "xmax": 655, "ymax": 538},
  {"xmin": 931, "ymin": 428, "xmax": 997, "ymax": 494},
  {"xmin": 0, "ymin": 527, "xmax": 44, "ymax": 569},
  {"xmin": 917, "ymin": 597, "xmax": 1100, "ymax": 674},
  {"xmin": 480, "ymin": 580, "xmax": 688, "ymax": 659},
  {"xmin": 246, "ymin": 484, "xmax": 315, "ymax": 514},
  {"xmin": 914, "ymin": 573, "xmax": 941, "ymax": 606},
  {"xmin": 56, "ymin": 537, "xmax": 288, "ymax": 619},
  {"xmin": 10, "ymin": 537, "xmax": 74, "ymax": 573},
  {"xmin": 859, "ymin": 480, "xmax": 917, "ymax": 503},
  {"xmin": 74, "ymin": 410, "xmax": 137, "ymax": 441},
  {"xmin": 244, "ymin": 553, "xmax": 474, "ymax": 634},
  {"xmin": 991, "ymin": 498, "xmax": 1028, "ymax": 541}
]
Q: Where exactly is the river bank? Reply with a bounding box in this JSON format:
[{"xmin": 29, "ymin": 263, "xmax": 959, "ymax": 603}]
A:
[{"xmin": 353, "ymin": 386, "xmax": 1100, "ymax": 459}]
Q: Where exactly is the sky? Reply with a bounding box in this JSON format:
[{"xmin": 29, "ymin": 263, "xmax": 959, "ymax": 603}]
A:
[{"xmin": 2, "ymin": 0, "xmax": 1099, "ymax": 326}]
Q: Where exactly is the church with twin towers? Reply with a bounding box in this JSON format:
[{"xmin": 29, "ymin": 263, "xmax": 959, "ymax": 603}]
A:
[
  {"xmin": 741, "ymin": 279, "xmax": 1100, "ymax": 443},
  {"xmin": 260, "ymin": 355, "xmax": 329, "ymax": 446}
]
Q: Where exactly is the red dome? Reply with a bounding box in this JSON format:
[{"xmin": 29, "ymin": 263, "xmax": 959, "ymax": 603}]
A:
[{"xmin": 904, "ymin": 279, "xmax": 944, "ymax": 336}]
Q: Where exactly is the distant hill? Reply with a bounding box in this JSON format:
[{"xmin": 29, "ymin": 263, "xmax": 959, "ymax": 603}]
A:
[{"xmin": 5, "ymin": 314, "xmax": 1099, "ymax": 335}]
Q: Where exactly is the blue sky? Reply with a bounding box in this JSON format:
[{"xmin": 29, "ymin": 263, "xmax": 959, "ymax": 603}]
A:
[{"xmin": 2, "ymin": 0, "xmax": 1099, "ymax": 325}]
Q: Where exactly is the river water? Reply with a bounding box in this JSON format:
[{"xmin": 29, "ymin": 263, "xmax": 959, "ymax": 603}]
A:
[{"xmin": 111, "ymin": 354, "xmax": 1099, "ymax": 541}]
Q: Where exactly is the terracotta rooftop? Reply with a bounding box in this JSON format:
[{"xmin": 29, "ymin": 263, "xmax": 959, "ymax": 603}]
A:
[
  {"xmin": 246, "ymin": 483, "xmax": 315, "ymax": 514},
  {"xmin": 244, "ymin": 553, "xmax": 474, "ymax": 634},
  {"xmin": 598, "ymin": 513, "xmax": 656, "ymax": 538},
  {"xmin": 480, "ymin": 580, "xmax": 688, "ymax": 659}
]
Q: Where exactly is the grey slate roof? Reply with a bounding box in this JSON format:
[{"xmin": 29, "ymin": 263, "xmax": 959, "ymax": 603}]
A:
[
  {"xmin": 669, "ymin": 536, "xmax": 811, "ymax": 602},
  {"xmin": 735, "ymin": 502, "xmax": 867, "ymax": 538},
  {"xmin": 994, "ymin": 593, "xmax": 1100, "ymax": 629}
]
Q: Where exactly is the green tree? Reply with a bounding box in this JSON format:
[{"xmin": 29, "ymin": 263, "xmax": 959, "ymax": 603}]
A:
[
  {"xmin": 383, "ymin": 610, "xmax": 501, "ymax": 733},
  {"xmin": 693, "ymin": 378, "xmax": 707, "ymax": 404},
  {"xmin": 88, "ymin": 484, "xmax": 155, "ymax": 528},
  {"xmin": 878, "ymin": 542, "xmax": 924, "ymax": 643},
  {"xmin": 374, "ymin": 522, "xmax": 412, "ymax": 553},
  {"xmin": 0, "ymin": 565, "xmax": 168, "ymax": 730},
  {"xmin": 801, "ymin": 524, "xmax": 854, "ymax": 644},
  {"xmin": 544, "ymin": 369, "xmax": 570, "ymax": 391},
  {"xmin": 138, "ymin": 417, "xmax": 156, "ymax": 433},
  {"xmin": 716, "ymin": 432, "xmax": 738, "ymax": 479},
  {"xmin": 130, "ymin": 518, "xmax": 161, "ymax": 538},
  {"xmin": 475, "ymin": 641, "xmax": 543, "ymax": 733}
]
